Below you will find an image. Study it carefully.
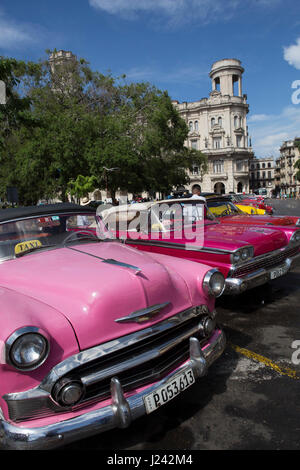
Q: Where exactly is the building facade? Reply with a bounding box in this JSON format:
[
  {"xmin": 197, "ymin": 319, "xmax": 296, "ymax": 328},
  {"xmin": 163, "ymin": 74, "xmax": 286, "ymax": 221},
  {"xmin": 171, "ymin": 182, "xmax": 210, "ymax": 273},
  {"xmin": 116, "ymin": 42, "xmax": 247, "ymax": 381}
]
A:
[
  {"xmin": 275, "ymin": 139, "xmax": 300, "ymax": 197},
  {"xmin": 173, "ymin": 58, "xmax": 254, "ymax": 194},
  {"xmin": 249, "ymin": 157, "xmax": 276, "ymax": 196}
]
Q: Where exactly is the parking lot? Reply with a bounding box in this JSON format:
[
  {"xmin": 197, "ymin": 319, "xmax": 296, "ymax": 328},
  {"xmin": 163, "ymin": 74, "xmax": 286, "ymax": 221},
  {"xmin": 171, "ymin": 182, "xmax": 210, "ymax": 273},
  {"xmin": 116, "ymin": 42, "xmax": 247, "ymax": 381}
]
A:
[{"xmin": 63, "ymin": 200, "xmax": 300, "ymax": 451}]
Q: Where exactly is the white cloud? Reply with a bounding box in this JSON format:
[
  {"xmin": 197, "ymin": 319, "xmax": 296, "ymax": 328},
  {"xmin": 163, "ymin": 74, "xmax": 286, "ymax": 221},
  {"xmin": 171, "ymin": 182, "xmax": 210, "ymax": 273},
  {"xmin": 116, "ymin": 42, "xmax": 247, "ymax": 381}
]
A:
[
  {"xmin": 248, "ymin": 114, "xmax": 272, "ymax": 123},
  {"xmin": 283, "ymin": 37, "xmax": 300, "ymax": 70},
  {"xmin": 89, "ymin": 0, "xmax": 280, "ymax": 26},
  {"xmin": 249, "ymin": 106, "xmax": 300, "ymax": 157},
  {"xmin": 0, "ymin": 9, "xmax": 37, "ymax": 50}
]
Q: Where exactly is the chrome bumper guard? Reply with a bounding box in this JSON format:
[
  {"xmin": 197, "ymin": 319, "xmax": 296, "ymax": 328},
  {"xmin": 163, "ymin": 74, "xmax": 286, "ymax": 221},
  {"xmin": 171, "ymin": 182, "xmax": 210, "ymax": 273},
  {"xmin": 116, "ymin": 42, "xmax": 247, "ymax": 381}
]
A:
[
  {"xmin": 0, "ymin": 330, "xmax": 225, "ymax": 450},
  {"xmin": 225, "ymin": 251, "xmax": 300, "ymax": 295}
]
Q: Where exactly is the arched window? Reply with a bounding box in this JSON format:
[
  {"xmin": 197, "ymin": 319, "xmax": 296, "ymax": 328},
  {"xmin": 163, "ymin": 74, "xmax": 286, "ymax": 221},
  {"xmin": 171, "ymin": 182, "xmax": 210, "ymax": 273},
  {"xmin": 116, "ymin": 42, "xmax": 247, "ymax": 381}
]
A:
[
  {"xmin": 214, "ymin": 182, "xmax": 225, "ymax": 194},
  {"xmin": 211, "ymin": 117, "xmax": 215, "ymax": 128},
  {"xmin": 237, "ymin": 182, "xmax": 243, "ymax": 193},
  {"xmin": 234, "ymin": 116, "xmax": 238, "ymax": 128},
  {"xmin": 194, "ymin": 120, "xmax": 198, "ymax": 131},
  {"xmin": 218, "ymin": 117, "xmax": 222, "ymax": 127},
  {"xmin": 189, "ymin": 121, "xmax": 193, "ymax": 131}
]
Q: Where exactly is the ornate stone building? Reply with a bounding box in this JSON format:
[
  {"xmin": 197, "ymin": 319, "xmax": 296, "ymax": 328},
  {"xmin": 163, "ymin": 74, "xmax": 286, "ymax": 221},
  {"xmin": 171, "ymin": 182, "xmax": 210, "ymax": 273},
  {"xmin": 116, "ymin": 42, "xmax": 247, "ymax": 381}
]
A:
[
  {"xmin": 249, "ymin": 157, "xmax": 276, "ymax": 196},
  {"xmin": 173, "ymin": 58, "xmax": 254, "ymax": 194},
  {"xmin": 275, "ymin": 138, "xmax": 300, "ymax": 197}
]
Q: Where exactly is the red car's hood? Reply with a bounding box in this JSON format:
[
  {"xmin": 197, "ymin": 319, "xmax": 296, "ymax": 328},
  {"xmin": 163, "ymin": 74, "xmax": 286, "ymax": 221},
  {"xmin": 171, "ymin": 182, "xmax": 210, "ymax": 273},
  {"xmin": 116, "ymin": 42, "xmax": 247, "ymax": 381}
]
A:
[
  {"xmin": 219, "ymin": 214, "xmax": 297, "ymax": 226},
  {"xmin": 0, "ymin": 242, "xmax": 194, "ymax": 350},
  {"xmin": 145, "ymin": 222, "xmax": 288, "ymax": 257},
  {"xmin": 201, "ymin": 223, "xmax": 287, "ymax": 256}
]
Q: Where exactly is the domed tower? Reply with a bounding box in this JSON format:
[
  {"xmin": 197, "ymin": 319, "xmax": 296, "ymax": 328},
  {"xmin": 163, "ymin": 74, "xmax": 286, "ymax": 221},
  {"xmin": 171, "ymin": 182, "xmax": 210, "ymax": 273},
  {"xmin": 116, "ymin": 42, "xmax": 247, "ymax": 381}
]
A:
[
  {"xmin": 210, "ymin": 58, "xmax": 244, "ymax": 97},
  {"xmin": 172, "ymin": 57, "xmax": 254, "ymax": 194}
]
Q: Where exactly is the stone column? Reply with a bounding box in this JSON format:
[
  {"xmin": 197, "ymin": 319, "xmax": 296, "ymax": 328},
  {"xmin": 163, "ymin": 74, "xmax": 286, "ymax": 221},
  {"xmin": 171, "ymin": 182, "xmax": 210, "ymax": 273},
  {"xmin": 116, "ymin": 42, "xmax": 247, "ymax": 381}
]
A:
[
  {"xmin": 0, "ymin": 80, "xmax": 6, "ymax": 104},
  {"xmin": 238, "ymin": 77, "xmax": 242, "ymax": 97}
]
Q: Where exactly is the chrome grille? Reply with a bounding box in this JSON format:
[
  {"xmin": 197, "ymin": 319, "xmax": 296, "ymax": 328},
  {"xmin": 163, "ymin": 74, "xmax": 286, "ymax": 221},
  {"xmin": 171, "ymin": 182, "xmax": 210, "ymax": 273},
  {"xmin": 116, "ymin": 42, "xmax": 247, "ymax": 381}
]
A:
[
  {"xmin": 55, "ymin": 315, "xmax": 206, "ymax": 405},
  {"xmin": 5, "ymin": 307, "xmax": 212, "ymax": 422},
  {"xmin": 233, "ymin": 246, "xmax": 299, "ymax": 278}
]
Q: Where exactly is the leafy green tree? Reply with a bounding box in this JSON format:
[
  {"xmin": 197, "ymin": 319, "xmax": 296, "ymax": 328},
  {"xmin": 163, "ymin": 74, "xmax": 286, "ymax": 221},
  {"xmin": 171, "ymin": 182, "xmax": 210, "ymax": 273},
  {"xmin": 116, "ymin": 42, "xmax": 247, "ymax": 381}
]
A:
[
  {"xmin": 0, "ymin": 51, "xmax": 207, "ymax": 204},
  {"xmin": 88, "ymin": 82, "xmax": 207, "ymax": 200},
  {"xmin": 0, "ymin": 57, "xmax": 33, "ymax": 144},
  {"xmin": 67, "ymin": 175, "xmax": 98, "ymax": 202}
]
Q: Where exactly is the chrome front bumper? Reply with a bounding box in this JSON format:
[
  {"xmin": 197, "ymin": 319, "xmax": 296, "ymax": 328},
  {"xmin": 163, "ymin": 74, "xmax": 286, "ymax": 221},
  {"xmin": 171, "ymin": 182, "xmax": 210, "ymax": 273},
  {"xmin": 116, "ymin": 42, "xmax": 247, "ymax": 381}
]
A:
[
  {"xmin": 0, "ymin": 330, "xmax": 226, "ymax": 450},
  {"xmin": 225, "ymin": 251, "xmax": 300, "ymax": 295}
]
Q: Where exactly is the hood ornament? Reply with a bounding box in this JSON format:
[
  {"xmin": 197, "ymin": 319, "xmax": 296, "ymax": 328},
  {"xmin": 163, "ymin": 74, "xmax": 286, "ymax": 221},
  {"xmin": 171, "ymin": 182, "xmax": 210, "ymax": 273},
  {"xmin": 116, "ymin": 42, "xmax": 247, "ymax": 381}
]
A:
[{"xmin": 115, "ymin": 302, "xmax": 170, "ymax": 324}]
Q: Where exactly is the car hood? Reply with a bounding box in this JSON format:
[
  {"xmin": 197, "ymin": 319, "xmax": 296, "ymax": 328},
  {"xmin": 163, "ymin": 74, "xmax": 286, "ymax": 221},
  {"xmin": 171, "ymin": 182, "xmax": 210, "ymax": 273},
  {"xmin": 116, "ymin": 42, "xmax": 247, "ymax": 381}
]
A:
[
  {"xmin": 219, "ymin": 215, "xmax": 296, "ymax": 227},
  {"xmin": 0, "ymin": 242, "xmax": 193, "ymax": 350},
  {"xmin": 203, "ymin": 223, "xmax": 287, "ymax": 256}
]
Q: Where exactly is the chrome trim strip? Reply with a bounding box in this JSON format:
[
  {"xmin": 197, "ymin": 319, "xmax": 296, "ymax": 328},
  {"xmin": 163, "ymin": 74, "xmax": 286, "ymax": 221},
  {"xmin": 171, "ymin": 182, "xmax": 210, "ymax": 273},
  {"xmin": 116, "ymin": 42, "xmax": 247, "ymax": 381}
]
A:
[
  {"xmin": 79, "ymin": 317, "xmax": 203, "ymax": 387},
  {"xmin": 66, "ymin": 246, "xmax": 141, "ymax": 273},
  {"xmin": 126, "ymin": 239, "xmax": 234, "ymax": 255},
  {"xmin": 0, "ymin": 331, "xmax": 226, "ymax": 450},
  {"xmin": 225, "ymin": 255, "xmax": 299, "ymax": 294},
  {"xmin": 115, "ymin": 302, "xmax": 170, "ymax": 323},
  {"xmin": 7, "ymin": 307, "xmax": 202, "ymax": 398},
  {"xmin": 228, "ymin": 243, "xmax": 300, "ymax": 276}
]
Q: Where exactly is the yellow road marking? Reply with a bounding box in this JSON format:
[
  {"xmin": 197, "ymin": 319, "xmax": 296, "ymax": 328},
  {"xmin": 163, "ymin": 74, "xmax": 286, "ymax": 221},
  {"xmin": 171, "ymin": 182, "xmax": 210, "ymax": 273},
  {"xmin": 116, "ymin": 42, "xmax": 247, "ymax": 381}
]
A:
[{"xmin": 230, "ymin": 343, "xmax": 300, "ymax": 380}]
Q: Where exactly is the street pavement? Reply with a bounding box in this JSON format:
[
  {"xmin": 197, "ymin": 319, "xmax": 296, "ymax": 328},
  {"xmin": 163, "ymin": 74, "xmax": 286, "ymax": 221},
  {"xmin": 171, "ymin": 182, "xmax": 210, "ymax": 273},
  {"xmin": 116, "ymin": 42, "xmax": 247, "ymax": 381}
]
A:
[{"xmin": 62, "ymin": 200, "xmax": 300, "ymax": 451}]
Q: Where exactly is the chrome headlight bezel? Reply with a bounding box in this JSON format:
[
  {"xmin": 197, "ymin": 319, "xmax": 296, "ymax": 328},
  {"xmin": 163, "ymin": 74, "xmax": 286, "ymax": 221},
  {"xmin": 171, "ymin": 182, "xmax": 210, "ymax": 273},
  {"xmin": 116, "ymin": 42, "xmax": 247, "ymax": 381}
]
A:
[
  {"xmin": 296, "ymin": 218, "xmax": 300, "ymax": 227},
  {"xmin": 5, "ymin": 326, "xmax": 50, "ymax": 371},
  {"xmin": 203, "ymin": 268, "xmax": 225, "ymax": 298},
  {"xmin": 230, "ymin": 246, "xmax": 254, "ymax": 265},
  {"xmin": 290, "ymin": 230, "xmax": 300, "ymax": 245}
]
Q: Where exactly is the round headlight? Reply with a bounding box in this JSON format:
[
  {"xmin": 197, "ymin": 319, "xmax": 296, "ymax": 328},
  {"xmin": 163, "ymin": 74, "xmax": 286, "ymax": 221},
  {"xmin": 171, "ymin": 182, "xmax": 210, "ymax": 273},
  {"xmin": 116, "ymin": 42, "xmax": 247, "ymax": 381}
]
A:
[
  {"xmin": 241, "ymin": 248, "xmax": 249, "ymax": 260},
  {"xmin": 9, "ymin": 332, "xmax": 49, "ymax": 370},
  {"xmin": 291, "ymin": 231, "xmax": 300, "ymax": 243},
  {"xmin": 233, "ymin": 252, "xmax": 241, "ymax": 263},
  {"xmin": 203, "ymin": 269, "xmax": 225, "ymax": 298},
  {"xmin": 203, "ymin": 316, "xmax": 216, "ymax": 336},
  {"xmin": 53, "ymin": 378, "xmax": 85, "ymax": 406}
]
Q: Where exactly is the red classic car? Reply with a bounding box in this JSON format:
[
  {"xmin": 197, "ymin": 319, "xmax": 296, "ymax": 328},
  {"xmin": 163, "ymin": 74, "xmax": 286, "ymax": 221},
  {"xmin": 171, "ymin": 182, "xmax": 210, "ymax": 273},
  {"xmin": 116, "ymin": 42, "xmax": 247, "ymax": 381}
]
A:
[
  {"xmin": 100, "ymin": 199, "xmax": 300, "ymax": 295},
  {"xmin": 206, "ymin": 196, "xmax": 300, "ymax": 229},
  {"xmin": 228, "ymin": 194, "xmax": 274, "ymax": 215}
]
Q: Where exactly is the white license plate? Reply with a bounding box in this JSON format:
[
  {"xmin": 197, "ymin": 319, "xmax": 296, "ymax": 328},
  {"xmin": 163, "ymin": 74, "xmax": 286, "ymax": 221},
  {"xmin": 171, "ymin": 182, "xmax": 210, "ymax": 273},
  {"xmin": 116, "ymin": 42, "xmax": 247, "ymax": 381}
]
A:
[
  {"xmin": 270, "ymin": 266, "xmax": 287, "ymax": 280},
  {"xmin": 143, "ymin": 368, "xmax": 195, "ymax": 414}
]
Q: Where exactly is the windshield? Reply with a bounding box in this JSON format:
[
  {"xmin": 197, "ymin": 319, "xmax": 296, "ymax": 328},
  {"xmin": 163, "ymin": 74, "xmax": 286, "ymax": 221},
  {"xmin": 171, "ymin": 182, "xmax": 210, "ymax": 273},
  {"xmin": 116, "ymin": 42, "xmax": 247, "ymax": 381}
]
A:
[
  {"xmin": 151, "ymin": 201, "xmax": 216, "ymax": 232},
  {"xmin": 233, "ymin": 194, "xmax": 244, "ymax": 202},
  {"xmin": 207, "ymin": 200, "xmax": 245, "ymax": 217},
  {"xmin": 102, "ymin": 201, "xmax": 217, "ymax": 234},
  {"xmin": 0, "ymin": 212, "xmax": 107, "ymax": 261}
]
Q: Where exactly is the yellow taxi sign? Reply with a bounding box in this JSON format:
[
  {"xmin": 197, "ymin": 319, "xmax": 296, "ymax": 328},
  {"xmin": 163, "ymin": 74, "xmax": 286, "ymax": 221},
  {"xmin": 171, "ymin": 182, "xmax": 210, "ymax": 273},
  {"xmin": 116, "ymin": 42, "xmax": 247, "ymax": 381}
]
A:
[{"xmin": 14, "ymin": 239, "xmax": 42, "ymax": 255}]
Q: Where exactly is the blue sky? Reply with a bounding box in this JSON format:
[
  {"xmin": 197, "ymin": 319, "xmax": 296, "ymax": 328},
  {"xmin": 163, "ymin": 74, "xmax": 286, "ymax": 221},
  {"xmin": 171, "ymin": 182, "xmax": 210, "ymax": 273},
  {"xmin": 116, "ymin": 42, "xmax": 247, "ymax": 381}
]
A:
[{"xmin": 1, "ymin": 0, "xmax": 300, "ymax": 158}]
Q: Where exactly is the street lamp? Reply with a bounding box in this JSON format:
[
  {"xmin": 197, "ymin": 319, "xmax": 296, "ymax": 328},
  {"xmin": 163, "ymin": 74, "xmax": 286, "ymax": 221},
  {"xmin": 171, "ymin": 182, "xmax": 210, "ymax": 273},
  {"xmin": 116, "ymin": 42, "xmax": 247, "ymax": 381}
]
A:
[{"xmin": 102, "ymin": 167, "xmax": 120, "ymax": 202}]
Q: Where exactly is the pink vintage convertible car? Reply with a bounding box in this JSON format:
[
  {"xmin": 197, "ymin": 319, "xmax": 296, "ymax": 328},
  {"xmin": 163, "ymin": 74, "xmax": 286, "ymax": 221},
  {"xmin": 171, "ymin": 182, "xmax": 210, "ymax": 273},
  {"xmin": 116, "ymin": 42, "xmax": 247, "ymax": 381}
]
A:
[
  {"xmin": 0, "ymin": 203, "xmax": 226, "ymax": 449},
  {"xmin": 100, "ymin": 199, "xmax": 300, "ymax": 295}
]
